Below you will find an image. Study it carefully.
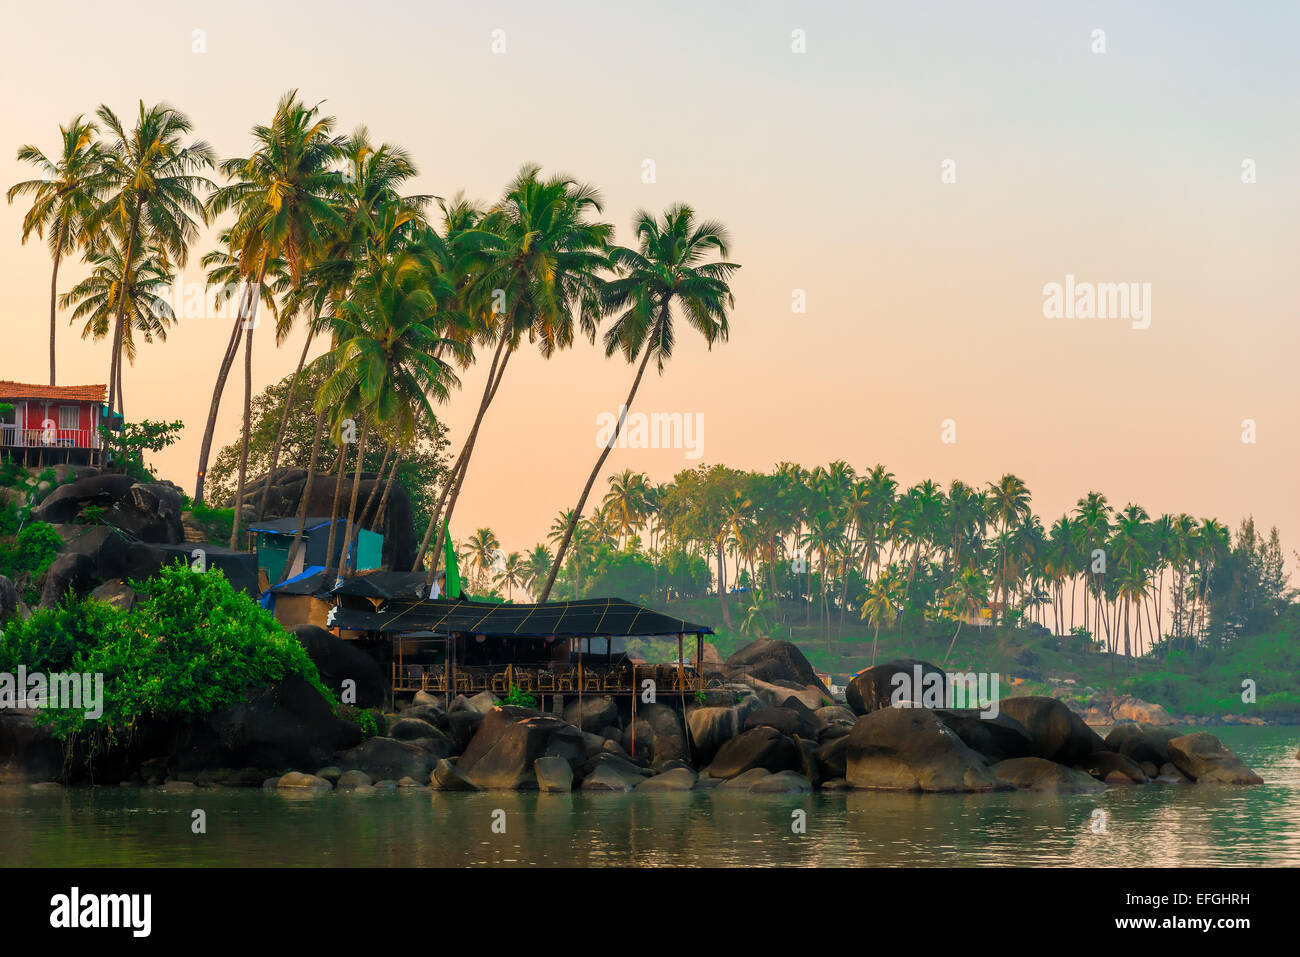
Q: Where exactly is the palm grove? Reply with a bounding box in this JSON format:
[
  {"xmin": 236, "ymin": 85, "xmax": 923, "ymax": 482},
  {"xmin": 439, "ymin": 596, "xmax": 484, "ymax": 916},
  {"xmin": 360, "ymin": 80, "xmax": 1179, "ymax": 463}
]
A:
[
  {"xmin": 6, "ymin": 92, "xmax": 738, "ymax": 596},
  {"xmin": 9, "ymin": 96, "xmax": 1291, "ymax": 670}
]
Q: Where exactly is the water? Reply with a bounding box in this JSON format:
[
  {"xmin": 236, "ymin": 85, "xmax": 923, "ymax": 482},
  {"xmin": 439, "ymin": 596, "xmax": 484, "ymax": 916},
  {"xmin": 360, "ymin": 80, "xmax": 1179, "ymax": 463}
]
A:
[{"xmin": 2, "ymin": 727, "xmax": 1296, "ymax": 867}]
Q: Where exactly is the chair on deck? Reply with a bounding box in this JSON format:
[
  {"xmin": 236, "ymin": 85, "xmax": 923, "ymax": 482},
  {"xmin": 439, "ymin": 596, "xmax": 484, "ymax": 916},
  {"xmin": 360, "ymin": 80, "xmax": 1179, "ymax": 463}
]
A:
[
  {"xmin": 514, "ymin": 670, "xmax": 535, "ymax": 692},
  {"xmin": 556, "ymin": 667, "xmax": 576, "ymax": 693},
  {"xmin": 404, "ymin": 664, "xmax": 424, "ymax": 689},
  {"xmin": 582, "ymin": 669, "xmax": 602, "ymax": 693},
  {"xmin": 537, "ymin": 670, "xmax": 557, "ymax": 692},
  {"xmin": 603, "ymin": 668, "xmax": 627, "ymax": 692}
]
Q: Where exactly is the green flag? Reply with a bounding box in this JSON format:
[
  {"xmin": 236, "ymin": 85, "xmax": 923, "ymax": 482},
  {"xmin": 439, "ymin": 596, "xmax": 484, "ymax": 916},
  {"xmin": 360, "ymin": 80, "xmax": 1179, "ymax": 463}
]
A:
[{"xmin": 443, "ymin": 527, "xmax": 461, "ymax": 599}]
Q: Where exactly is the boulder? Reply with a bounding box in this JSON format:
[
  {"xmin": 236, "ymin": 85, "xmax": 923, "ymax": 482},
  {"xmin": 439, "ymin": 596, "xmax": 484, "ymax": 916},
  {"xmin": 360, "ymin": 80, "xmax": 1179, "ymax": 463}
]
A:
[
  {"xmin": 88, "ymin": 578, "xmax": 136, "ymax": 611},
  {"xmin": 334, "ymin": 736, "xmax": 443, "ymax": 783},
  {"xmin": 431, "ymin": 758, "xmax": 481, "ymax": 791},
  {"xmin": 534, "ymin": 755, "xmax": 574, "ymax": 792},
  {"xmin": 563, "ymin": 695, "xmax": 618, "ymax": 733},
  {"xmin": 456, "ymin": 706, "xmax": 545, "ymax": 773},
  {"xmin": 815, "ymin": 705, "xmax": 857, "ymax": 727},
  {"xmin": 580, "ymin": 754, "xmax": 647, "ymax": 791},
  {"xmin": 844, "ymin": 708, "xmax": 1001, "ymax": 792},
  {"xmin": 990, "ymin": 757, "xmax": 1106, "ymax": 793},
  {"xmin": 846, "ymin": 660, "xmax": 945, "ymax": 716},
  {"xmin": 445, "ymin": 710, "xmax": 483, "ymax": 753},
  {"xmin": 724, "ymin": 638, "xmax": 831, "ymax": 695},
  {"xmin": 639, "ymin": 702, "xmax": 689, "ymax": 767},
  {"xmin": 465, "ymin": 716, "xmax": 574, "ymax": 789},
  {"xmin": 815, "ymin": 735, "xmax": 849, "ymax": 781},
  {"xmin": 637, "ymin": 767, "xmax": 699, "ymax": 792},
  {"xmin": 389, "ymin": 717, "xmax": 445, "ymax": 743},
  {"xmin": 1079, "ymin": 751, "xmax": 1149, "ymax": 784},
  {"xmin": 291, "ymin": 624, "xmax": 387, "ymax": 710},
  {"xmin": 1167, "ymin": 733, "xmax": 1263, "ymax": 784},
  {"xmin": 0, "ymin": 575, "xmax": 18, "ymax": 625},
  {"xmin": 31, "ymin": 473, "xmax": 136, "ymax": 524},
  {"xmin": 38, "ymin": 551, "xmax": 95, "ymax": 608},
  {"xmin": 706, "ymin": 726, "xmax": 801, "ymax": 780},
  {"xmin": 1103, "ymin": 723, "xmax": 1180, "ymax": 766},
  {"xmin": 0, "ymin": 710, "xmax": 64, "ymax": 783},
  {"xmin": 1110, "ymin": 695, "xmax": 1175, "ymax": 726},
  {"xmin": 276, "ymin": 771, "xmax": 333, "ymax": 793},
  {"xmin": 54, "ymin": 525, "xmax": 126, "ymax": 579},
  {"xmin": 935, "ymin": 709, "xmax": 1034, "ymax": 762},
  {"xmin": 717, "ymin": 767, "xmax": 772, "ymax": 790},
  {"xmin": 998, "ymin": 696, "xmax": 1105, "ymax": 765},
  {"xmin": 744, "ymin": 704, "xmax": 820, "ymax": 740},
  {"xmin": 465, "ymin": 691, "xmax": 500, "ymax": 715},
  {"xmin": 539, "ymin": 723, "xmax": 587, "ymax": 771},
  {"xmin": 749, "ymin": 770, "xmax": 813, "ymax": 794},
  {"xmin": 686, "ymin": 706, "xmax": 740, "ymax": 765},
  {"xmin": 170, "ymin": 674, "xmax": 362, "ymax": 774},
  {"xmin": 106, "ymin": 483, "xmax": 185, "ymax": 543},
  {"xmin": 401, "ymin": 704, "xmax": 449, "ymax": 731},
  {"xmin": 336, "ymin": 770, "xmax": 373, "ymax": 790}
]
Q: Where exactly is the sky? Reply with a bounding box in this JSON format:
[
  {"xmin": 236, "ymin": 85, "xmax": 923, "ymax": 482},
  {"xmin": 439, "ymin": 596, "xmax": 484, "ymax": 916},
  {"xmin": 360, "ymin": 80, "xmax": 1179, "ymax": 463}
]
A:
[{"xmin": 1, "ymin": 0, "xmax": 1296, "ymax": 569}]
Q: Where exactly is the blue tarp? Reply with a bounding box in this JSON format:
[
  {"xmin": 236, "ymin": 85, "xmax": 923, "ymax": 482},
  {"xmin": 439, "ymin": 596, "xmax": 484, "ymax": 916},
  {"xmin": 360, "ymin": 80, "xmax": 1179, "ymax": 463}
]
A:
[{"xmin": 259, "ymin": 565, "xmax": 326, "ymax": 609}]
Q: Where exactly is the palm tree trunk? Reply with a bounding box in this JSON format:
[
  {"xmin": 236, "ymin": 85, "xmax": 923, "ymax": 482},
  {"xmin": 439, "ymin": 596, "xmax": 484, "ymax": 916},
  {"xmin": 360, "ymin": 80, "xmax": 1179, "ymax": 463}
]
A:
[
  {"xmin": 277, "ymin": 409, "xmax": 326, "ymax": 584},
  {"xmin": 105, "ymin": 200, "xmax": 142, "ymax": 423},
  {"xmin": 343, "ymin": 435, "xmax": 391, "ymax": 577},
  {"xmin": 375, "ymin": 443, "xmax": 404, "ymax": 529},
  {"xmin": 337, "ymin": 417, "xmax": 371, "ymax": 580},
  {"xmin": 414, "ymin": 332, "xmax": 512, "ymax": 574},
  {"xmin": 422, "ymin": 339, "xmax": 516, "ymax": 589},
  {"xmin": 194, "ymin": 261, "xmax": 266, "ymax": 504},
  {"xmin": 323, "ymin": 430, "xmax": 350, "ymax": 578},
  {"xmin": 48, "ymin": 242, "xmax": 64, "ymax": 386},
  {"xmin": 228, "ymin": 306, "xmax": 256, "ymax": 549},
  {"xmin": 539, "ymin": 328, "xmax": 658, "ymax": 600},
  {"xmin": 943, "ymin": 621, "xmax": 963, "ymax": 666},
  {"xmin": 256, "ymin": 328, "xmax": 315, "ymax": 521}
]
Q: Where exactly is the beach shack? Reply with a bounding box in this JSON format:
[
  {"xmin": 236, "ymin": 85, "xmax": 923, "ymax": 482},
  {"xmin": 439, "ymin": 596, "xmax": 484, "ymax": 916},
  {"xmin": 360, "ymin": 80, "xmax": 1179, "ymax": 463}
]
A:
[
  {"xmin": 0, "ymin": 381, "xmax": 121, "ymax": 466},
  {"xmin": 246, "ymin": 516, "xmax": 383, "ymax": 582},
  {"xmin": 328, "ymin": 596, "xmax": 716, "ymax": 708}
]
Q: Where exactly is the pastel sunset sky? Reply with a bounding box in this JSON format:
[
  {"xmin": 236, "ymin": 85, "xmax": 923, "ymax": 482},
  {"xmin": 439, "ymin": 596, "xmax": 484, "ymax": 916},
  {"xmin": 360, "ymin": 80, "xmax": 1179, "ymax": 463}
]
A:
[{"xmin": 2, "ymin": 0, "xmax": 1296, "ymax": 566}]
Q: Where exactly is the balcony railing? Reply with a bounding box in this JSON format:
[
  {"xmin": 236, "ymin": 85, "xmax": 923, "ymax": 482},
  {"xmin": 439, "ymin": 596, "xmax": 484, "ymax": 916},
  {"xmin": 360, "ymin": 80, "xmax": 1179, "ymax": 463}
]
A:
[{"xmin": 0, "ymin": 426, "xmax": 99, "ymax": 450}]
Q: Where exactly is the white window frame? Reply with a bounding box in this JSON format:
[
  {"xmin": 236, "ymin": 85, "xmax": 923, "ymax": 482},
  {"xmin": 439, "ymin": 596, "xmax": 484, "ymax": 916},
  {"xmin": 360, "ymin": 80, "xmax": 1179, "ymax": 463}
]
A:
[{"xmin": 59, "ymin": 405, "xmax": 80, "ymax": 431}]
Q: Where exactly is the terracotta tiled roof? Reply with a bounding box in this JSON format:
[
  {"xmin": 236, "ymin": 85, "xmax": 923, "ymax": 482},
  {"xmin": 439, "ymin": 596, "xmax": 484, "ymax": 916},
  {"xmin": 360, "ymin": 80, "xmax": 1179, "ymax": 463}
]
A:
[{"xmin": 0, "ymin": 381, "xmax": 107, "ymax": 403}]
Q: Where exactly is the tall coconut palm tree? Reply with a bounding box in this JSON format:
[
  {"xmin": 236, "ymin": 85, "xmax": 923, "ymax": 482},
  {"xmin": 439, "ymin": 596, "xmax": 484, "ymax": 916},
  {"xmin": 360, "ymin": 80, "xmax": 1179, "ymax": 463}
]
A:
[
  {"xmin": 7, "ymin": 115, "xmax": 108, "ymax": 385},
  {"xmin": 540, "ymin": 204, "xmax": 738, "ymax": 599},
  {"xmin": 90, "ymin": 101, "xmax": 214, "ymax": 420},
  {"xmin": 416, "ymin": 165, "xmax": 613, "ymax": 589},
  {"xmin": 314, "ymin": 253, "xmax": 470, "ymax": 578},
  {"xmin": 861, "ymin": 567, "xmax": 904, "ymax": 666},
  {"xmin": 495, "ymin": 551, "xmax": 525, "ymax": 600},
  {"xmin": 60, "ymin": 237, "xmax": 176, "ymax": 409},
  {"xmin": 196, "ymin": 90, "xmax": 344, "ymax": 517},
  {"xmin": 523, "ymin": 544, "xmax": 554, "ymax": 598},
  {"xmin": 465, "ymin": 527, "xmax": 500, "ymax": 591},
  {"xmin": 942, "ymin": 566, "xmax": 989, "ymax": 665}
]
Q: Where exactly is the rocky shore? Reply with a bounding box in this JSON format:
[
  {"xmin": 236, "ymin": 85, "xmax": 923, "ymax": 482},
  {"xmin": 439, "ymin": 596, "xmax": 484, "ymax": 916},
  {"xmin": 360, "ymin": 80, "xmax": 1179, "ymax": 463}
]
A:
[{"xmin": 1, "ymin": 635, "xmax": 1267, "ymax": 794}]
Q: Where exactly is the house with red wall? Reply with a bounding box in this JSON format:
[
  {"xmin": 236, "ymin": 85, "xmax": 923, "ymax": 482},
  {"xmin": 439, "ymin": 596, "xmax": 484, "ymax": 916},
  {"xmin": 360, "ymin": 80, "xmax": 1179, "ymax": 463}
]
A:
[{"xmin": 0, "ymin": 381, "xmax": 111, "ymax": 466}]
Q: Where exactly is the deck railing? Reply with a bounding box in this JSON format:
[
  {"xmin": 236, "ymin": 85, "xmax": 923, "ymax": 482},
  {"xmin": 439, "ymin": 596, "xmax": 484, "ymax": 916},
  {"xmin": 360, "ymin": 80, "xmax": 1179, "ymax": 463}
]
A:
[
  {"xmin": 0, "ymin": 426, "xmax": 99, "ymax": 450},
  {"xmin": 391, "ymin": 661, "xmax": 709, "ymax": 696}
]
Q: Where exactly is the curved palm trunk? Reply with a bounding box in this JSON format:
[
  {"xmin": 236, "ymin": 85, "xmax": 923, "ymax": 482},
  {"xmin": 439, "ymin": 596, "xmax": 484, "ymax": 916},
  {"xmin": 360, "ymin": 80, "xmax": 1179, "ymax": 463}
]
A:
[
  {"xmin": 228, "ymin": 309, "xmax": 256, "ymax": 549},
  {"xmin": 256, "ymin": 328, "xmax": 315, "ymax": 521},
  {"xmin": 943, "ymin": 620, "xmax": 963, "ymax": 666},
  {"xmin": 413, "ymin": 332, "xmax": 512, "ymax": 574},
  {"xmin": 337, "ymin": 417, "xmax": 370, "ymax": 581},
  {"xmin": 194, "ymin": 262, "xmax": 266, "ymax": 504},
  {"xmin": 539, "ymin": 326, "xmax": 659, "ymax": 601},
  {"xmin": 421, "ymin": 338, "xmax": 515, "ymax": 589},
  {"xmin": 343, "ymin": 436, "xmax": 391, "ymax": 578},
  {"xmin": 277, "ymin": 410, "xmax": 326, "ymax": 584}
]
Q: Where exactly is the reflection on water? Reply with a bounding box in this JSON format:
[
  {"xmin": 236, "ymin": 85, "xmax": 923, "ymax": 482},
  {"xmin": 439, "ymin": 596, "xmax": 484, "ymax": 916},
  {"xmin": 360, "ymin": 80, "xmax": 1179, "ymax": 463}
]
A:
[{"xmin": 2, "ymin": 727, "xmax": 1296, "ymax": 867}]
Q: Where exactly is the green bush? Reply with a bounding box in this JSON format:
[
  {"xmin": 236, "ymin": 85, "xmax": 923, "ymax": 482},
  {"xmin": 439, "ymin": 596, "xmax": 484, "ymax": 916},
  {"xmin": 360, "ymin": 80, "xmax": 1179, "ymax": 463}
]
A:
[
  {"xmin": 0, "ymin": 561, "xmax": 333, "ymax": 743},
  {"xmin": 502, "ymin": 686, "xmax": 538, "ymax": 709}
]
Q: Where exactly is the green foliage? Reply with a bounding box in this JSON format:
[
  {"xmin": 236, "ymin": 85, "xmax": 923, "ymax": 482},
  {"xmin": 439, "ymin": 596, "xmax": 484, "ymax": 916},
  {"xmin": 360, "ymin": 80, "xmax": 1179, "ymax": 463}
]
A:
[
  {"xmin": 185, "ymin": 500, "xmax": 234, "ymax": 544},
  {"xmin": 341, "ymin": 705, "xmax": 380, "ymax": 739},
  {"xmin": 501, "ymin": 686, "xmax": 538, "ymax": 709},
  {"xmin": 0, "ymin": 561, "xmax": 333, "ymax": 743},
  {"xmin": 98, "ymin": 419, "xmax": 184, "ymax": 482}
]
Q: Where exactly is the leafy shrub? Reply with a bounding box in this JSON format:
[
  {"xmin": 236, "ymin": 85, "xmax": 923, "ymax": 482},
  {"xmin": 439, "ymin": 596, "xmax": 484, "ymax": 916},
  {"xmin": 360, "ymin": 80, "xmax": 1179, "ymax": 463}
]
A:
[
  {"xmin": 0, "ymin": 561, "xmax": 333, "ymax": 743},
  {"xmin": 502, "ymin": 686, "xmax": 538, "ymax": 709}
]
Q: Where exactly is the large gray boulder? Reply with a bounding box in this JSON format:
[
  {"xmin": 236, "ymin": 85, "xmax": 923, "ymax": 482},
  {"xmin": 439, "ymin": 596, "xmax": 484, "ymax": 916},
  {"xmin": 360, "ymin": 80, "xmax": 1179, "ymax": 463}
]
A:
[
  {"xmin": 844, "ymin": 708, "xmax": 1001, "ymax": 792},
  {"xmin": 706, "ymin": 726, "xmax": 801, "ymax": 780},
  {"xmin": 998, "ymin": 696, "xmax": 1105, "ymax": 765},
  {"xmin": 991, "ymin": 756, "xmax": 1106, "ymax": 793},
  {"xmin": 935, "ymin": 709, "xmax": 1035, "ymax": 762},
  {"xmin": 0, "ymin": 710, "xmax": 64, "ymax": 783},
  {"xmin": 32, "ymin": 473, "xmax": 136, "ymax": 524},
  {"xmin": 38, "ymin": 552, "xmax": 94, "ymax": 608},
  {"xmin": 1103, "ymin": 723, "xmax": 1181, "ymax": 766},
  {"xmin": 846, "ymin": 660, "xmax": 945, "ymax": 716},
  {"xmin": 724, "ymin": 638, "xmax": 831, "ymax": 696},
  {"xmin": 1167, "ymin": 733, "xmax": 1263, "ymax": 784},
  {"xmin": 637, "ymin": 766, "xmax": 699, "ymax": 792},
  {"xmin": 464, "ymin": 715, "xmax": 575, "ymax": 790},
  {"xmin": 686, "ymin": 706, "xmax": 740, "ymax": 765},
  {"xmin": 563, "ymin": 695, "xmax": 618, "ymax": 732},
  {"xmin": 334, "ymin": 736, "xmax": 445, "ymax": 783}
]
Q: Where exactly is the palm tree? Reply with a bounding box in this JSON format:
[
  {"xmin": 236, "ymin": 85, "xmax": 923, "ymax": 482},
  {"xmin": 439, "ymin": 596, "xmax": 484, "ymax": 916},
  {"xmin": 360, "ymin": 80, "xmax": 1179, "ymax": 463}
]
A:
[
  {"xmin": 495, "ymin": 551, "xmax": 525, "ymax": 600},
  {"xmin": 90, "ymin": 101, "xmax": 214, "ymax": 419},
  {"xmin": 465, "ymin": 527, "xmax": 500, "ymax": 591},
  {"xmin": 7, "ymin": 115, "xmax": 107, "ymax": 385},
  {"xmin": 60, "ymin": 238, "xmax": 176, "ymax": 406},
  {"xmin": 861, "ymin": 567, "xmax": 904, "ymax": 666},
  {"xmin": 417, "ymin": 165, "xmax": 612, "ymax": 589},
  {"xmin": 942, "ymin": 566, "xmax": 989, "ymax": 665},
  {"xmin": 540, "ymin": 204, "xmax": 739, "ymax": 599},
  {"xmin": 523, "ymin": 544, "xmax": 554, "ymax": 598},
  {"xmin": 196, "ymin": 90, "xmax": 344, "ymax": 515},
  {"xmin": 313, "ymin": 253, "xmax": 469, "ymax": 578},
  {"xmin": 987, "ymin": 473, "xmax": 1031, "ymax": 621}
]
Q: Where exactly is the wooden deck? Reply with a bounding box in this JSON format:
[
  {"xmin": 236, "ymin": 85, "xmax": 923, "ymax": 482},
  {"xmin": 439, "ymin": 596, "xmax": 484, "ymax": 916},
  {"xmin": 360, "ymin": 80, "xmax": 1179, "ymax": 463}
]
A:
[{"xmin": 391, "ymin": 661, "xmax": 710, "ymax": 696}]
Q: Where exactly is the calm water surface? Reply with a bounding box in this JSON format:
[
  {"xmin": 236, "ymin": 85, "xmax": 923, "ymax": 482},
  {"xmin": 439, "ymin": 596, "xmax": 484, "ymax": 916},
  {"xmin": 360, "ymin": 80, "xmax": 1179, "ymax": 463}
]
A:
[{"xmin": 1, "ymin": 727, "xmax": 1296, "ymax": 867}]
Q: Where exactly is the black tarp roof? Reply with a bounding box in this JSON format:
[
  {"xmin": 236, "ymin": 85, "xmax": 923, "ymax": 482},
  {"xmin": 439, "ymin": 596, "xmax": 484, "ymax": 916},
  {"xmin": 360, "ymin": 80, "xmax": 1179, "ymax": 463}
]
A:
[
  {"xmin": 247, "ymin": 516, "xmax": 340, "ymax": 536},
  {"xmin": 328, "ymin": 597, "xmax": 714, "ymax": 638},
  {"xmin": 267, "ymin": 570, "xmax": 433, "ymax": 599}
]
